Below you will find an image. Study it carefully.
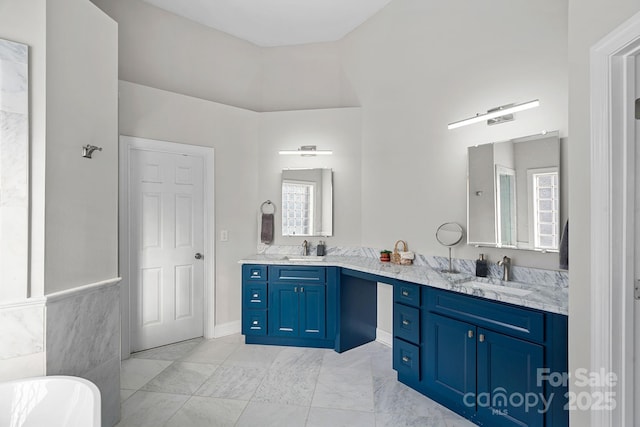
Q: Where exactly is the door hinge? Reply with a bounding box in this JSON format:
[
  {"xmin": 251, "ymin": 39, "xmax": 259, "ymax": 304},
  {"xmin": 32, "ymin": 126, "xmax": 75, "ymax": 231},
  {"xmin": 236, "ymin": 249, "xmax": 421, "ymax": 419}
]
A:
[{"xmin": 635, "ymin": 280, "xmax": 640, "ymax": 300}]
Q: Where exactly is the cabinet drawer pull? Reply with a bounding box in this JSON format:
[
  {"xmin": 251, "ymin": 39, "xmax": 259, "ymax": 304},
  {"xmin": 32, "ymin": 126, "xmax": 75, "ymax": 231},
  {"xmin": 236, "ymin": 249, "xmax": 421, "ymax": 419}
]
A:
[
  {"xmin": 301, "ymin": 287, "xmax": 304, "ymax": 293},
  {"xmin": 252, "ymin": 320, "xmax": 258, "ymax": 325},
  {"xmin": 468, "ymin": 330, "xmax": 474, "ymax": 339},
  {"xmin": 402, "ymin": 356, "xmax": 410, "ymax": 363},
  {"xmin": 402, "ymin": 290, "xmax": 409, "ymax": 296},
  {"xmin": 402, "ymin": 319, "xmax": 410, "ymax": 326},
  {"xmin": 252, "ymin": 293, "xmax": 259, "ymax": 298},
  {"xmin": 479, "ymin": 334, "xmax": 485, "ymax": 343},
  {"xmin": 294, "ymin": 287, "xmax": 298, "ymax": 293}
]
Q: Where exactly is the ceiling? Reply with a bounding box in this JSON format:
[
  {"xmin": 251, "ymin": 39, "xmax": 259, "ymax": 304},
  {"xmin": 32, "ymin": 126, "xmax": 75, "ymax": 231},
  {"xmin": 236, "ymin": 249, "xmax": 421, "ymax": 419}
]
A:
[{"xmin": 141, "ymin": 0, "xmax": 394, "ymax": 47}]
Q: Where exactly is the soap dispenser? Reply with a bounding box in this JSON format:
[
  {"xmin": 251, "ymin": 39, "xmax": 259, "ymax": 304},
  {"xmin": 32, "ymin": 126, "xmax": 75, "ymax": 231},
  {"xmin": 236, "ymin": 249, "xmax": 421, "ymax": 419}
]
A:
[
  {"xmin": 316, "ymin": 241, "xmax": 326, "ymax": 256},
  {"xmin": 476, "ymin": 254, "xmax": 488, "ymax": 277}
]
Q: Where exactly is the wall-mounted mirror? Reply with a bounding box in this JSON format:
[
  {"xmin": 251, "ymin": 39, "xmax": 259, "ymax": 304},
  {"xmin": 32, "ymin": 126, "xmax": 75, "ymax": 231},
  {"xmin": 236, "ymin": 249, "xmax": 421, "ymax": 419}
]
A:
[
  {"xmin": 467, "ymin": 131, "xmax": 560, "ymax": 252},
  {"xmin": 281, "ymin": 168, "xmax": 333, "ymax": 237}
]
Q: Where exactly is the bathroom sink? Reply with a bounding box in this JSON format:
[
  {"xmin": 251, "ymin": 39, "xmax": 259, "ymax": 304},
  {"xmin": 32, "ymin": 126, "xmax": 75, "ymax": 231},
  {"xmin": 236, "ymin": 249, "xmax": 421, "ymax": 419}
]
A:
[
  {"xmin": 286, "ymin": 255, "xmax": 326, "ymax": 262},
  {"xmin": 463, "ymin": 280, "xmax": 533, "ymax": 297}
]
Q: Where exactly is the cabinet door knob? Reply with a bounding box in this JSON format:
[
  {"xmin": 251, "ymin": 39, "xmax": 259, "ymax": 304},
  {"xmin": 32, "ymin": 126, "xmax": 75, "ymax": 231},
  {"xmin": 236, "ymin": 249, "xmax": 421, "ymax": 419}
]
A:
[
  {"xmin": 402, "ymin": 356, "xmax": 410, "ymax": 363},
  {"xmin": 402, "ymin": 319, "xmax": 410, "ymax": 326},
  {"xmin": 300, "ymin": 287, "xmax": 304, "ymax": 293},
  {"xmin": 294, "ymin": 287, "xmax": 298, "ymax": 293},
  {"xmin": 402, "ymin": 290, "xmax": 409, "ymax": 296},
  {"xmin": 253, "ymin": 293, "xmax": 259, "ymax": 298},
  {"xmin": 253, "ymin": 320, "xmax": 258, "ymax": 325},
  {"xmin": 195, "ymin": 253, "xmax": 203, "ymax": 260},
  {"xmin": 468, "ymin": 330, "xmax": 474, "ymax": 338},
  {"xmin": 479, "ymin": 334, "xmax": 485, "ymax": 343}
]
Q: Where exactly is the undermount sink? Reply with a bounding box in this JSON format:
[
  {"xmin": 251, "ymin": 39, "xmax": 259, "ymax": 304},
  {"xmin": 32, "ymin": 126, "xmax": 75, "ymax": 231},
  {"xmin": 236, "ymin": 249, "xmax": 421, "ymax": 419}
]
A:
[
  {"xmin": 463, "ymin": 280, "xmax": 533, "ymax": 297},
  {"xmin": 286, "ymin": 255, "xmax": 326, "ymax": 262}
]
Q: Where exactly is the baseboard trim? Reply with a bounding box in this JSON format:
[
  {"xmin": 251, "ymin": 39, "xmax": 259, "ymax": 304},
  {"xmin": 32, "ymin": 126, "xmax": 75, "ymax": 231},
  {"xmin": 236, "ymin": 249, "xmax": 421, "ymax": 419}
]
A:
[
  {"xmin": 212, "ymin": 320, "xmax": 241, "ymax": 338},
  {"xmin": 376, "ymin": 328, "xmax": 392, "ymax": 347}
]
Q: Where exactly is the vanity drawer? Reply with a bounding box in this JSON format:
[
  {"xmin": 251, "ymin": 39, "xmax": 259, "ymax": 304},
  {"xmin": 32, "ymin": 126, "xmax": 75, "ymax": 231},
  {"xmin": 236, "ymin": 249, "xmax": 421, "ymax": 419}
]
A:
[
  {"xmin": 427, "ymin": 288, "xmax": 544, "ymax": 343},
  {"xmin": 243, "ymin": 265, "xmax": 267, "ymax": 282},
  {"xmin": 394, "ymin": 282, "xmax": 421, "ymax": 308},
  {"xmin": 394, "ymin": 303, "xmax": 420, "ymax": 345},
  {"xmin": 269, "ymin": 266, "xmax": 325, "ymax": 283},
  {"xmin": 393, "ymin": 338, "xmax": 420, "ymax": 381},
  {"xmin": 242, "ymin": 310, "xmax": 267, "ymax": 336},
  {"xmin": 243, "ymin": 283, "xmax": 268, "ymax": 309}
]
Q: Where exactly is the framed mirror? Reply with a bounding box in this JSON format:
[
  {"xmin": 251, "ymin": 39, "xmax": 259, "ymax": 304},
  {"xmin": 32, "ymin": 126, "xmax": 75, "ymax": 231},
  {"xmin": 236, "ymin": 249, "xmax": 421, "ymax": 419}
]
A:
[
  {"xmin": 281, "ymin": 168, "xmax": 333, "ymax": 237},
  {"xmin": 467, "ymin": 131, "xmax": 560, "ymax": 252}
]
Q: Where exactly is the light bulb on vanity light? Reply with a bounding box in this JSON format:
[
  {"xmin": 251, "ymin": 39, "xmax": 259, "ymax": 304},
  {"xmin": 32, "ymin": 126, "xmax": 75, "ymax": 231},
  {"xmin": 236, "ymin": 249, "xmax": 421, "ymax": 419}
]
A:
[{"xmin": 447, "ymin": 99, "xmax": 540, "ymax": 130}]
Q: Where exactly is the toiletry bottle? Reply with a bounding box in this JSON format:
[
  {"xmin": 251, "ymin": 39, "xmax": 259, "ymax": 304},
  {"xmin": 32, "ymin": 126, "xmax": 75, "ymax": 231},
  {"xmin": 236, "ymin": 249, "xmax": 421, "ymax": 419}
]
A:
[
  {"xmin": 317, "ymin": 241, "xmax": 326, "ymax": 256},
  {"xmin": 476, "ymin": 254, "xmax": 488, "ymax": 277}
]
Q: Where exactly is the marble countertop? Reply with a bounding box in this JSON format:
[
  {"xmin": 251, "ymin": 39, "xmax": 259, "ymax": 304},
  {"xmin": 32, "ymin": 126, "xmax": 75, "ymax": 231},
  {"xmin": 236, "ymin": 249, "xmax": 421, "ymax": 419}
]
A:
[{"xmin": 238, "ymin": 254, "xmax": 568, "ymax": 316}]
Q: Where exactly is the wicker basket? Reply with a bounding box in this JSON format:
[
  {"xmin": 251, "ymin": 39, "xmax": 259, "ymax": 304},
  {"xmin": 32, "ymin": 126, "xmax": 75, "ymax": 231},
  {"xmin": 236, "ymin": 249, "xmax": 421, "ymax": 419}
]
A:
[{"xmin": 391, "ymin": 240, "xmax": 413, "ymax": 265}]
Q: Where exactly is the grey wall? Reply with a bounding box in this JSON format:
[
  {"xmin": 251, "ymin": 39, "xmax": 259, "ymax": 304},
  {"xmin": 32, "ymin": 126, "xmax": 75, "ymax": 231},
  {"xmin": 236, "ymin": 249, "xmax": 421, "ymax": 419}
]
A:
[
  {"xmin": 44, "ymin": 0, "xmax": 119, "ymax": 294},
  {"xmin": 117, "ymin": 81, "xmax": 260, "ymax": 327},
  {"xmin": 257, "ymin": 108, "xmax": 363, "ymax": 248},
  {"xmin": 90, "ymin": 0, "xmax": 263, "ymax": 111}
]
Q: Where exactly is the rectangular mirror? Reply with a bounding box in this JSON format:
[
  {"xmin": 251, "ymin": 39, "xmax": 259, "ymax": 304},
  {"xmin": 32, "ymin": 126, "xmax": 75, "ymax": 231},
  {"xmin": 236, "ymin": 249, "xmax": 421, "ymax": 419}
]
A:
[
  {"xmin": 281, "ymin": 168, "xmax": 333, "ymax": 237},
  {"xmin": 467, "ymin": 131, "xmax": 560, "ymax": 252}
]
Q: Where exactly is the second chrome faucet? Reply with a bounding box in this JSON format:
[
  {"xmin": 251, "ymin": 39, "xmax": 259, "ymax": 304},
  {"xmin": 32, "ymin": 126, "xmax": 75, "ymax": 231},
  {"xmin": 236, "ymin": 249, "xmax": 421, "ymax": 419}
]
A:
[{"xmin": 497, "ymin": 256, "xmax": 512, "ymax": 281}]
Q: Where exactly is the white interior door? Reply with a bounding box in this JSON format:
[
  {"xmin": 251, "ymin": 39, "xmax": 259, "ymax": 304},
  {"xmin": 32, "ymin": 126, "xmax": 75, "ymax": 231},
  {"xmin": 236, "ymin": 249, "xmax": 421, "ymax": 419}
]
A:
[{"xmin": 130, "ymin": 148, "xmax": 205, "ymax": 351}]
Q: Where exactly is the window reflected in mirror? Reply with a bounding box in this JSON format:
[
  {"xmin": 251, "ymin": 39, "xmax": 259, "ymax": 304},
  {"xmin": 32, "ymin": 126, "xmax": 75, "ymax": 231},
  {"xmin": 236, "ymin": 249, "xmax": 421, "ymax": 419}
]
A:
[
  {"xmin": 467, "ymin": 131, "xmax": 561, "ymax": 252},
  {"xmin": 281, "ymin": 168, "xmax": 333, "ymax": 237}
]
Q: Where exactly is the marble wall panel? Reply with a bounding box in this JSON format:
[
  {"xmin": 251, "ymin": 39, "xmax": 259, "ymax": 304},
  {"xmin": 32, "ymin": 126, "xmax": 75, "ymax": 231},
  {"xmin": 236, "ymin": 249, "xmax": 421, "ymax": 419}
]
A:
[
  {"xmin": 0, "ymin": 38, "xmax": 29, "ymax": 301},
  {"xmin": 46, "ymin": 280, "xmax": 121, "ymax": 427}
]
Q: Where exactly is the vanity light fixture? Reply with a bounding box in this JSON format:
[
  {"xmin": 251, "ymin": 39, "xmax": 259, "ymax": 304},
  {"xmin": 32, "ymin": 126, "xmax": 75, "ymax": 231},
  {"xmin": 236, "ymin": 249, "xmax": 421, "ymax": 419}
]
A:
[
  {"xmin": 447, "ymin": 99, "xmax": 540, "ymax": 130},
  {"xmin": 278, "ymin": 145, "xmax": 333, "ymax": 156}
]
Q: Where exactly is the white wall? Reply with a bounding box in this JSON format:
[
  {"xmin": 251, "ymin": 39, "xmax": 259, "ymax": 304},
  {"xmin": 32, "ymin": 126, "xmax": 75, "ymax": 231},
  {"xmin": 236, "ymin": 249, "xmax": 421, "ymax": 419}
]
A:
[
  {"xmin": 339, "ymin": 0, "xmax": 568, "ymax": 270},
  {"xmin": 90, "ymin": 0, "xmax": 263, "ymax": 112},
  {"xmin": 44, "ymin": 0, "xmax": 119, "ymax": 294},
  {"xmin": 257, "ymin": 108, "xmax": 363, "ymax": 247},
  {"xmin": 117, "ymin": 81, "xmax": 259, "ymax": 326},
  {"xmin": 567, "ymin": 1, "xmax": 640, "ymax": 425}
]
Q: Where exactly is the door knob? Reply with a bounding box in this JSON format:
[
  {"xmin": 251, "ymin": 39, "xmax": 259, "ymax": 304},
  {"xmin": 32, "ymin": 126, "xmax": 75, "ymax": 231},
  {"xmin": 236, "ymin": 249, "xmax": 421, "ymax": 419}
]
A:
[{"xmin": 195, "ymin": 253, "xmax": 203, "ymax": 260}]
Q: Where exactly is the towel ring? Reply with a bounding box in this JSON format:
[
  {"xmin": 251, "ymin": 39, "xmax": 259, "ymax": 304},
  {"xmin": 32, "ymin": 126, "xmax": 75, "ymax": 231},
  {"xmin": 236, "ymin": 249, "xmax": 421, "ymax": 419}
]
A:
[{"xmin": 260, "ymin": 200, "xmax": 275, "ymax": 214}]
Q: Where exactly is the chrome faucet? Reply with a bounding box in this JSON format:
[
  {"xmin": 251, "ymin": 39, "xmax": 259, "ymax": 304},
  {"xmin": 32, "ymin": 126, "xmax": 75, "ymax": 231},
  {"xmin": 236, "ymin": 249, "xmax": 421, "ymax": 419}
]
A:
[
  {"xmin": 497, "ymin": 256, "xmax": 512, "ymax": 281},
  {"xmin": 302, "ymin": 240, "xmax": 309, "ymax": 256}
]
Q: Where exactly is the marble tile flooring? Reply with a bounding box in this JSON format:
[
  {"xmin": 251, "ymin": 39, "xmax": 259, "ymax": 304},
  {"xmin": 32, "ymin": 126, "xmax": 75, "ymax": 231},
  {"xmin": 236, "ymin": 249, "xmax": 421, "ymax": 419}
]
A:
[{"xmin": 116, "ymin": 334, "xmax": 475, "ymax": 427}]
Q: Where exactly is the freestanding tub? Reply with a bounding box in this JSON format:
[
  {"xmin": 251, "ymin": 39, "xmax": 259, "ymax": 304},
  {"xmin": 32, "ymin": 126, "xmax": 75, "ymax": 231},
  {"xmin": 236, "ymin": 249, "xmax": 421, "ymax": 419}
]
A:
[{"xmin": 0, "ymin": 376, "xmax": 101, "ymax": 427}]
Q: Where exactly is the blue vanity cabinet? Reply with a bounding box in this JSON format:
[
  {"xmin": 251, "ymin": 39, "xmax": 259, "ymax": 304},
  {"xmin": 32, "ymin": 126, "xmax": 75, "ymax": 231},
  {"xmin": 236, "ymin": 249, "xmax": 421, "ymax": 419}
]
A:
[
  {"xmin": 242, "ymin": 264, "xmax": 337, "ymax": 349},
  {"xmin": 269, "ymin": 282, "xmax": 326, "ymax": 338},
  {"xmin": 421, "ymin": 288, "xmax": 568, "ymax": 427},
  {"xmin": 424, "ymin": 312, "xmax": 477, "ymax": 418},
  {"xmin": 392, "ymin": 281, "xmax": 422, "ymax": 383},
  {"xmin": 241, "ymin": 265, "xmax": 268, "ymax": 336}
]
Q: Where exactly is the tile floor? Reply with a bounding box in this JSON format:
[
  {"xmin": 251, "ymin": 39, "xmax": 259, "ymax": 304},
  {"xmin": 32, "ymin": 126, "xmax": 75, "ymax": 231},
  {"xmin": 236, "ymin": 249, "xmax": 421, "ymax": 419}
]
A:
[{"xmin": 116, "ymin": 334, "xmax": 475, "ymax": 427}]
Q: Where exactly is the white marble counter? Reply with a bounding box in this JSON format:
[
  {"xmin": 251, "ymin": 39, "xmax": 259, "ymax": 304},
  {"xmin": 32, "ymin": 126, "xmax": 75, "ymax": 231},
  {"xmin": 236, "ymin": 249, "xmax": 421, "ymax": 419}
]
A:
[{"xmin": 239, "ymin": 254, "xmax": 568, "ymax": 316}]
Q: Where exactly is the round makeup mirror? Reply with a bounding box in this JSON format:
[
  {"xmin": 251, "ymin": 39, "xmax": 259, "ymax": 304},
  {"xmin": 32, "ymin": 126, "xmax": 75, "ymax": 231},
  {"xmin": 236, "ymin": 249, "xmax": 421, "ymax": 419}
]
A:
[{"xmin": 436, "ymin": 222, "xmax": 464, "ymax": 273}]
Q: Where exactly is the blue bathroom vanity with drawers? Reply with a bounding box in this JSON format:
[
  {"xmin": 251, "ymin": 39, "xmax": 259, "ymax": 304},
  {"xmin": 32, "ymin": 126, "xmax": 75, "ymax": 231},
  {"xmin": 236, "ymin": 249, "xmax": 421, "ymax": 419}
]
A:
[{"xmin": 240, "ymin": 257, "xmax": 568, "ymax": 427}]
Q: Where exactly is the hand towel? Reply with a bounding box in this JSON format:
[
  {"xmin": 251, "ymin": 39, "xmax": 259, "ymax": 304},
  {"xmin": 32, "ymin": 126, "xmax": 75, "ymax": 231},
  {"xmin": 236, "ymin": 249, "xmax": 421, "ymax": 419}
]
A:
[
  {"xmin": 559, "ymin": 219, "xmax": 568, "ymax": 270},
  {"xmin": 261, "ymin": 213, "xmax": 274, "ymax": 244}
]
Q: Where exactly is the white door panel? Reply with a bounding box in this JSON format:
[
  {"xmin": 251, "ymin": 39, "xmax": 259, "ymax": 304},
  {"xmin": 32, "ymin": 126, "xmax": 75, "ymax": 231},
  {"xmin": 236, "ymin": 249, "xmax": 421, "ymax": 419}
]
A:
[{"xmin": 130, "ymin": 149, "xmax": 204, "ymax": 351}]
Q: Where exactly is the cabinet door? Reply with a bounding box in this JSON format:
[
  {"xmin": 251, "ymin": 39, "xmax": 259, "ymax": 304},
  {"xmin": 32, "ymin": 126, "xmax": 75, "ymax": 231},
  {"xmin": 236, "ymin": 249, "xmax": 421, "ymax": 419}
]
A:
[
  {"xmin": 299, "ymin": 284, "xmax": 326, "ymax": 338},
  {"xmin": 269, "ymin": 283, "xmax": 299, "ymax": 337},
  {"xmin": 425, "ymin": 313, "xmax": 477, "ymax": 416},
  {"xmin": 476, "ymin": 329, "xmax": 544, "ymax": 427}
]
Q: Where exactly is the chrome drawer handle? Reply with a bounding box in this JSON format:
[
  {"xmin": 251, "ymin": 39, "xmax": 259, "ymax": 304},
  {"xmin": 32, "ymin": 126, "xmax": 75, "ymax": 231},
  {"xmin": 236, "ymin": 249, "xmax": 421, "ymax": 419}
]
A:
[
  {"xmin": 402, "ymin": 290, "xmax": 409, "ymax": 296},
  {"xmin": 402, "ymin": 356, "xmax": 410, "ymax": 363},
  {"xmin": 479, "ymin": 334, "xmax": 485, "ymax": 343},
  {"xmin": 402, "ymin": 319, "xmax": 410, "ymax": 326},
  {"xmin": 468, "ymin": 330, "xmax": 474, "ymax": 339}
]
